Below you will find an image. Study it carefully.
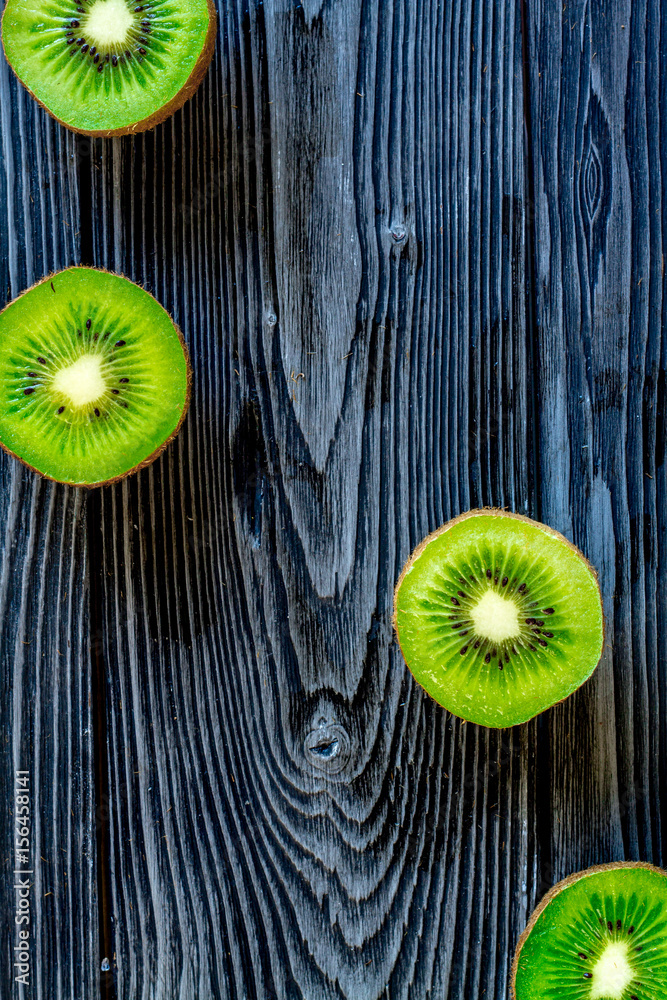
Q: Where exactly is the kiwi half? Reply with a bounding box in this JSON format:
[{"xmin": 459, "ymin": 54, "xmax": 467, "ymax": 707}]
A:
[
  {"xmin": 0, "ymin": 267, "xmax": 191, "ymax": 486},
  {"xmin": 511, "ymin": 862, "xmax": 667, "ymax": 1000},
  {"xmin": 1, "ymin": 0, "xmax": 216, "ymax": 136},
  {"xmin": 393, "ymin": 509, "xmax": 604, "ymax": 728}
]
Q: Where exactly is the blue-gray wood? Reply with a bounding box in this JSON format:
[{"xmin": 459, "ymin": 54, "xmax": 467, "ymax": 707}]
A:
[
  {"xmin": 525, "ymin": 0, "xmax": 666, "ymax": 877},
  {"xmin": 0, "ymin": 0, "xmax": 665, "ymax": 998},
  {"xmin": 88, "ymin": 2, "xmax": 537, "ymax": 997},
  {"xmin": 0, "ymin": 61, "xmax": 97, "ymax": 1000}
]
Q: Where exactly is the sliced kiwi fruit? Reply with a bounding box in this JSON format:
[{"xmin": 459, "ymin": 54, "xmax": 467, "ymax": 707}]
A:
[
  {"xmin": 1, "ymin": 0, "xmax": 216, "ymax": 136},
  {"xmin": 393, "ymin": 508, "xmax": 604, "ymax": 728},
  {"xmin": 511, "ymin": 862, "xmax": 667, "ymax": 1000},
  {"xmin": 0, "ymin": 267, "xmax": 191, "ymax": 486}
]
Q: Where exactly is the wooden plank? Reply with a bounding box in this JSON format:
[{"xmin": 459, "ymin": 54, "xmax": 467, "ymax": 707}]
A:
[
  {"xmin": 0, "ymin": 61, "xmax": 98, "ymax": 1000},
  {"xmin": 525, "ymin": 0, "xmax": 667, "ymax": 883},
  {"xmin": 87, "ymin": 1, "xmax": 539, "ymax": 997}
]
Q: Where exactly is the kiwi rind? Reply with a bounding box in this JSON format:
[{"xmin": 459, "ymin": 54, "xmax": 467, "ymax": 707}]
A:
[
  {"xmin": 0, "ymin": 0, "xmax": 217, "ymax": 137},
  {"xmin": 393, "ymin": 507, "xmax": 605, "ymax": 728},
  {"xmin": 0, "ymin": 266, "xmax": 192, "ymax": 488},
  {"xmin": 510, "ymin": 861, "xmax": 667, "ymax": 1000}
]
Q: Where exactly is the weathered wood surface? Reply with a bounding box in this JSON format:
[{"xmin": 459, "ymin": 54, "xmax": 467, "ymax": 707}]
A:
[
  {"xmin": 525, "ymin": 0, "xmax": 666, "ymax": 878},
  {"xmin": 88, "ymin": 2, "xmax": 537, "ymax": 997},
  {"xmin": 1, "ymin": 0, "xmax": 666, "ymax": 998},
  {"xmin": 0, "ymin": 64, "xmax": 97, "ymax": 1000}
]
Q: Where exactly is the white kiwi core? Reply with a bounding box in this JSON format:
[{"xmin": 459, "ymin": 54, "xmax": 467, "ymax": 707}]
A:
[
  {"xmin": 52, "ymin": 354, "xmax": 106, "ymax": 407},
  {"xmin": 83, "ymin": 0, "xmax": 134, "ymax": 47},
  {"xmin": 589, "ymin": 941, "xmax": 634, "ymax": 999},
  {"xmin": 469, "ymin": 589, "xmax": 520, "ymax": 642}
]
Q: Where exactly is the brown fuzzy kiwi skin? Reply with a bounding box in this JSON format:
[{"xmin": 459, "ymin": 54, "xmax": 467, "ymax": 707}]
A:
[
  {"xmin": 0, "ymin": 266, "xmax": 192, "ymax": 489},
  {"xmin": 509, "ymin": 861, "xmax": 667, "ymax": 1000},
  {"xmin": 392, "ymin": 507, "xmax": 606, "ymax": 728},
  {"xmin": 1, "ymin": 0, "xmax": 217, "ymax": 138}
]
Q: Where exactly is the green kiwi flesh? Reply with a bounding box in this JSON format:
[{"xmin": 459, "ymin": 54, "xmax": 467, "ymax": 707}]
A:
[
  {"xmin": 0, "ymin": 267, "xmax": 190, "ymax": 486},
  {"xmin": 1, "ymin": 0, "xmax": 216, "ymax": 136},
  {"xmin": 511, "ymin": 862, "xmax": 667, "ymax": 1000},
  {"xmin": 393, "ymin": 509, "xmax": 604, "ymax": 728}
]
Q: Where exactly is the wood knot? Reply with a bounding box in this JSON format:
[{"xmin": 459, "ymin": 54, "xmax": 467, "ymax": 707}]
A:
[{"xmin": 303, "ymin": 719, "xmax": 350, "ymax": 775}]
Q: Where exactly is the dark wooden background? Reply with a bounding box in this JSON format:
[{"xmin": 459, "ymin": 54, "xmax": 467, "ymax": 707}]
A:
[{"xmin": 1, "ymin": 1, "xmax": 665, "ymax": 997}]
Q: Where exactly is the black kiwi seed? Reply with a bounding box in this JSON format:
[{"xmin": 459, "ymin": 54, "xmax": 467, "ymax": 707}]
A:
[
  {"xmin": 542, "ymin": 631, "xmax": 554, "ymax": 638},
  {"xmin": 583, "ymin": 973, "xmax": 592, "ymax": 979},
  {"xmin": 486, "ymin": 569, "xmax": 492, "ymax": 578},
  {"xmin": 578, "ymin": 953, "xmax": 587, "ymax": 960},
  {"xmin": 81, "ymin": 44, "xmax": 88, "ymax": 52},
  {"xmin": 608, "ymin": 921, "xmax": 613, "ymax": 932},
  {"xmin": 86, "ymin": 319, "xmax": 91, "ymax": 330},
  {"xmin": 474, "ymin": 640, "xmax": 480, "ymax": 648},
  {"xmin": 544, "ymin": 608, "xmax": 555, "ymax": 614},
  {"xmin": 27, "ymin": 372, "xmax": 38, "ymax": 377},
  {"xmin": 94, "ymin": 408, "xmax": 100, "ymax": 417},
  {"xmin": 502, "ymin": 576, "xmax": 508, "ymax": 587},
  {"xmin": 484, "ymin": 653, "xmax": 491, "ymax": 663},
  {"xmin": 518, "ymin": 583, "xmax": 526, "ymax": 592},
  {"xmin": 112, "ymin": 55, "xmax": 118, "ymax": 67},
  {"xmin": 628, "ymin": 926, "xmax": 635, "ymax": 934},
  {"xmin": 498, "ymin": 662, "xmax": 503, "ymax": 670},
  {"xmin": 458, "ymin": 590, "xmax": 466, "ymax": 598},
  {"xmin": 452, "ymin": 623, "xmax": 463, "ymax": 629},
  {"xmin": 57, "ymin": 406, "xmax": 65, "ymax": 414},
  {"xmin": 119, "ymin": 378, "xmax": 129, "ymax": 383},
  {"xmin": 115, "ymin": 340, "xmax": 126, "ymax": 347},
  {"xmin": 24, "ymin": 388, "xmax": 34, "ymax": 396},
  {"xmin": 38, "ymin": 357, "xmax": 47, "ymax": 364},
  {"xmin": 451, "ymin": 597, "xmax": 459, "ymax": 606},
  {"xmin": 460, "ymin": 646, "xmax": 468, "ymax": 655},
  {"xmin": 616, "ymin": 919, "xmax": 622, "ymax": 930}
]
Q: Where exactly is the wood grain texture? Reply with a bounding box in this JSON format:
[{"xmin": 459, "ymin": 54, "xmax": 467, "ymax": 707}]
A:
[
  {"xmin": 87, "ymin": 2, "xmax": 541, "ymax": 998},
  {"xmin": 0, "ymin": 58, "xmax": 97, "ymax": 1000},
  {"xmin": 525, "ymin": 0, "xmax": 667, "ymax": 880}
]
